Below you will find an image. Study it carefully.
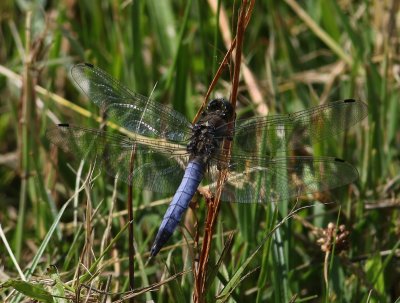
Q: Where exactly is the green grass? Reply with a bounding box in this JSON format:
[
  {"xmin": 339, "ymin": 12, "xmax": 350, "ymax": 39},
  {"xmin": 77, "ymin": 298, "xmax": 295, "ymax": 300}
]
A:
[{"xmin": 0, "ymin": 0, "xmax": 399, "ymax": 302}]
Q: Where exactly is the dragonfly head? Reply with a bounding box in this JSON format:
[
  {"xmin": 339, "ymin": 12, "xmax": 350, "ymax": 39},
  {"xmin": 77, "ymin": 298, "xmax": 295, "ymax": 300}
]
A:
[{"xmin": 206, "ymin": 98, "xmax": 234, "ymax": 121}]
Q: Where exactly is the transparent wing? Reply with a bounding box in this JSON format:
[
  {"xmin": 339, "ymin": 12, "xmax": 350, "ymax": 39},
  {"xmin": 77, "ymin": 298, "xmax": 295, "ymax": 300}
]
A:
[
  {"xmin": 71, "ymin": 63, "xmax": 192, "ymax": 142},
  {"xmin": 47, "ymin": 124, "xmax": 189, "ymax": 193},
  {"xmin": 207, "ymin": 156, "xmax": 359, "ymax": 203},
  {"xmin": 219, "ymin": 99, "xmax": 368, "ymax": 156}
]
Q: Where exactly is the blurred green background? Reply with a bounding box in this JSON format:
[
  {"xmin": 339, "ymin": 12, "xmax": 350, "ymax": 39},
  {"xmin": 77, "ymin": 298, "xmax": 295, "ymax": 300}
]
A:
[{"xmin": 0, "ymin": 0, "xmax": 399, "ymax": 302}]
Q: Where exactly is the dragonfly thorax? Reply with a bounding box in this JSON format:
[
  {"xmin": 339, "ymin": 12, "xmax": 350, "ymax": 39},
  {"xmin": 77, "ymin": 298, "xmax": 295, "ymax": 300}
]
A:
[{"xmin": 187, "ymin": 98, "xmax": 233, "ymax": 164}]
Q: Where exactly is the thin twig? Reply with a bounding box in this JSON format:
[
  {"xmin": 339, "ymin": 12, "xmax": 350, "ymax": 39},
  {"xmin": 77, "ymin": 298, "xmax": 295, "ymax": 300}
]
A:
[
  {"xmin": 127, "ymin": 145, "xmax": 137, "ymax": 298},
  {"xmin": 193, "ymin": 1, "xmax": 253, "ymax": 302}
]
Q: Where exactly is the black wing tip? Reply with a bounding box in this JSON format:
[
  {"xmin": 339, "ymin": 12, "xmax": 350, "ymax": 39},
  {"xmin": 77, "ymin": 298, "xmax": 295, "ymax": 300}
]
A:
[
  {"xmin": 334, "ymin": 157, "xmax": 360, "ymax": 181},
  {"xmin": 344, "ymin": 98, "xmax": 369, "ymax": 120},
  {"xmin": 57, "ymin": 123, "xmax": 70, "ymax": 127},
  {"xmin": 334, "ymin": 157, "xmax": 345, "ymax": 163},
  {"xmin": 83, "ymin": 62, "xmax": 94, "ymax": 68}
]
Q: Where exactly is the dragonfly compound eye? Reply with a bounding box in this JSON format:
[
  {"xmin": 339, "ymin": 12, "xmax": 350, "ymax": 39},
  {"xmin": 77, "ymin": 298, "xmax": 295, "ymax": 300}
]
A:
[{"xmin": 207, "ymin": 98, "xmax": 233, "ymax": 119}]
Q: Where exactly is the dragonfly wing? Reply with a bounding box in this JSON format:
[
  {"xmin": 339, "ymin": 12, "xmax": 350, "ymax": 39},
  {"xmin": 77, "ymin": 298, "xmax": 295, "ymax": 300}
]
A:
[
  {"xmin": 208, "ymin": 156, "xmax": 359, "ymax": 203},
  {"xmin": 47, "ymin": 124, "xmax": 188, "ymax": 193},
  {"xmin": 220, "ymin": 99, "xmax": 368, "ymax": 155},
  {"xmin": 71, "ymin": 63, "xmax": 192, "ymax": 142}
]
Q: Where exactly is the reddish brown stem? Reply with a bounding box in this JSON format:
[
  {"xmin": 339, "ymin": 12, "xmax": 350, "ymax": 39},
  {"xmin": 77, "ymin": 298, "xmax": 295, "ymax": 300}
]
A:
[{"xmin": 193, "ymin": 1, "xmax": 253, "ymax": 301}]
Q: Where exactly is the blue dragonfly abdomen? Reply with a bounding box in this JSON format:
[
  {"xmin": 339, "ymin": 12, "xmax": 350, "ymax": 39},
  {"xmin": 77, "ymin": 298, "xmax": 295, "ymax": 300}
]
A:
[{"xmin": 150, "ymin": 160, "xmax": 205, "ymax": 256}]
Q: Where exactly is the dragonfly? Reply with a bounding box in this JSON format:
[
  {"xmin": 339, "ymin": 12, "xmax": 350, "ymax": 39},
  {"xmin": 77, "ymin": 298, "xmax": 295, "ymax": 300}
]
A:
[{"xmin": 47, "ymin": 63, "xmax": 368, "ymax": 257}]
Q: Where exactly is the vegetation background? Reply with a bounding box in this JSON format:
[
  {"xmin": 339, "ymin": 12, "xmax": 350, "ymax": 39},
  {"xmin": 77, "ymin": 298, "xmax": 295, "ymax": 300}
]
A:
[{"xmin": 0, "ymin": 0, "xmax": 399, "ymax": 302}]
